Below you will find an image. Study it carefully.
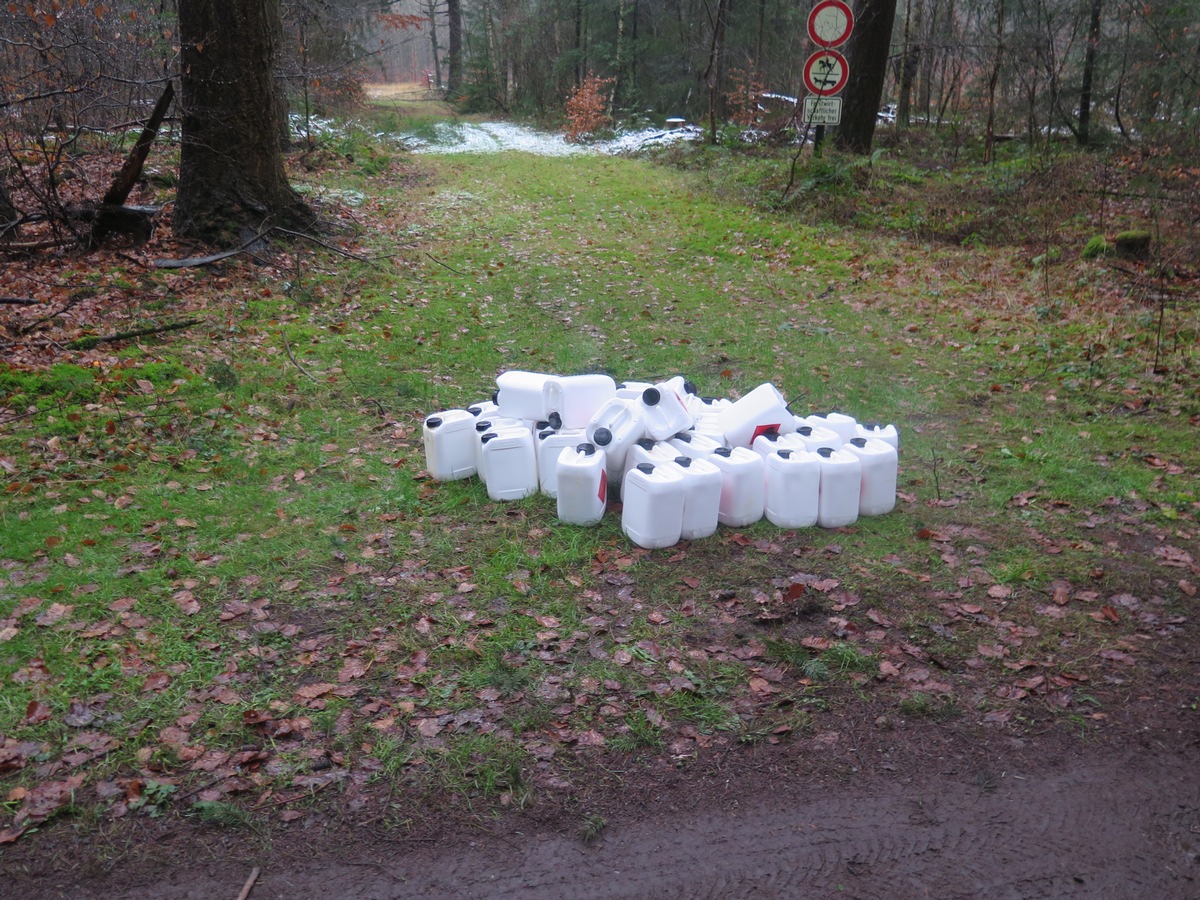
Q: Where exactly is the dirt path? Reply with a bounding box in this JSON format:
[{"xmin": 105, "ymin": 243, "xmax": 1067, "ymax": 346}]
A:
[{"xmin": 41, "ymin": 730, "xmax": 1196, "ymax": 900}]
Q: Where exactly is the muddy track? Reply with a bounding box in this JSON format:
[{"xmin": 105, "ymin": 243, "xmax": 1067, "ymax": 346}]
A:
[{"xmin": 83, "ymin": 745, "xmax": 1197, "ymax": 900}]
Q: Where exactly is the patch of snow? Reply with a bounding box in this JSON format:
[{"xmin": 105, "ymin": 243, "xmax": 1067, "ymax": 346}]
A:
[{"xmin": 404, "ymin": 121, "xmax": 704, "ymax": 157}]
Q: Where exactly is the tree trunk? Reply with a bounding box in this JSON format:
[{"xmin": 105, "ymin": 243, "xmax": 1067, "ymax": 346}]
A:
[
  {"xmin": 1077, "ymin": 0, "xmax": 1102, "ymax": 146},
  {"xmin": 983, "ymin": 0, "xmax": 1006, "ymax": 164},
  {"xmin": 704, "ymin": 0, "xmax": 731, "ymax": 145},
  {"xmin": 897, "ymin": 0, "xmax": 920, "ymax": 127},
  {"xmin": 175, "ymin": 0, "xmax": 311, "ymax": 245},
  {"xmin": 426, "ymin": 0, "xmax": 442, "ymax": 90},
  {"xmin": 0, "ymin": 179, "xmax": 18, "ymax": 240},
  {"xmin": 833, "ymin": 0, "xmax": 898, "ymax": 154},
  {"xmin": 446, "ymin": 0, "xmax": 463, "ymax": 95}
]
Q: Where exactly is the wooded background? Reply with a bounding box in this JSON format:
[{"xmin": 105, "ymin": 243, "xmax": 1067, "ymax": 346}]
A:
[{"xmin": 0, "ymin": 0, "xmax": 1196, "ymax": 242}]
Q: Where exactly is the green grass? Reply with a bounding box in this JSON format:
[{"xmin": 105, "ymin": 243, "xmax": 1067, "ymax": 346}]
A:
[{"xmin": 0, "ymin": 117, "xmax": 1196, "ymax": 837}]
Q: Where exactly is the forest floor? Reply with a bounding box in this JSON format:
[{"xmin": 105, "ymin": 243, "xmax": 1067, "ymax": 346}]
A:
[{"xmin": 2, "ymin": 109, "xmax": 1199, "ymax": 898}]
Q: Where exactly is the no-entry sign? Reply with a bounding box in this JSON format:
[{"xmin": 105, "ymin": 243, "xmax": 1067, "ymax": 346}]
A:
[
  {"xmin": 807, "ymin": 0, "xmax": 854, "ymax": 48},
  {"xmin": 803, "ymin": 50, "xmax": 849, "ymax": 96}
]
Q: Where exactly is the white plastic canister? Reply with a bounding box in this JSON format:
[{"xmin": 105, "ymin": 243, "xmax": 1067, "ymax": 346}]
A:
[
  {"xmin": 751, "ymin": 429, "xmax": 807, "ymax": 459},
  {"xmin": 718, "ymin": 383, "xmax": 796, "ymax": 448},
  {"xmin": 708, "ymin": 446, "xmax": 765, "ymax": 527},
  {"xmin": 621, "ymin": 462, "xmax": 686, "ymax": 549},
  {"xmin": 815, "ymin": 446, "xmax": 862, "ymax": 528},
  {"xmin": 668, "ymin": 430, "xmax": 722, "ymax": 460},
  {"xmin": 536, "ymin": 428, "xmax": 587, "ymax": 497},
  {"xmin": 422, "ymin": 409, "xmax": 478, "ymax": 481},
  {"xmin": 764, "ymin": 448, "xmax": 821, "ymax": 528},
  {"xmin": 466, "ymin": 399, "xmax": 499, "ymax": 418},
  {"xmin": 668, "ymin": 456, "xmax": 722, "ymax": 540},
  {"xmin": 495, "ymin": 370, "xmax": 557, "ymax": 421},
  {"xmin": 623, "ymin": 438, "xmax": 677, "ymax": 485},
  {"xmin": 843, "ymin": 437, "xmax": 898, "ymax": 516},
  {"xmin": 480, "ymin": 427, "xmax": 539, "ymax": 501},
  {"xmin": 586, "ymin": 398, "xmax": 646, "ymax": 485},
  {"xmin": 806, "ymin": 412, "xmax": 859, "ymax": 444},
  {"xmin": 473, "ymin": 417, "xmax": 525, "ymax": 483},
  {"xmin": 639, "ymin": 383, "xmax": 693, "ymax": 441},
  {"xmin": 615, "ymin": 380, "xmax": 655, "ymax": 400},
  {"xmin": 854, "ymin": 422, "xmax": 900, "ymax": 450},
  {"xmin": 556, "ymin": 442, "xmax": 609, "ymax": 526},
  {"xmin": 544, "ymin": 374, "xmax": 616, "ymax": 430},
  {"xmin": 791, "ymin": 423, "xmax": 843, "ymax": 452}
]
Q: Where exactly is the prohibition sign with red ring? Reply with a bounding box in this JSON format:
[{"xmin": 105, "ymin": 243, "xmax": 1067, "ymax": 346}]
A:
[
  {"xmin": 807, "ymin": 0, "xmax": 855, "ymax": 48},
  {"xmin": 803, "ymin": 50, "xmax": 850, "ymax": 96}
]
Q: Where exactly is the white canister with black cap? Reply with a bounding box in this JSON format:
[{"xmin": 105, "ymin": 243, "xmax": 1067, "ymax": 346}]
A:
[{"xmin": 556, "ymin": 442, "xmax": 609, "ymax": 526}]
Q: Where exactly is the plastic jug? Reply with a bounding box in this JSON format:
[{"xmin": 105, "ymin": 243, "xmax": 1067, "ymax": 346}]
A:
[
  {"xmin": 668, "ymin": 456, "xmax": 722, "ymax": 540},
  {"xmin": 751, "ymin": 429, "xmax": 807, "ymax": 459},
  {"xmin": 718, "ymin": 383, "xmax": 796, "ymax": 448},
  {"xmin": 466, "ymin": 399, "xmax": 499, "ymax": 418},
  {"xmin": 639, "ymin": 383, "xmax": 693, "ymax": 441},
  {"xmin": 623, "ymin": 438, "xmax": 678, "ymax": 485},
  {"xmin": 791, "ymin": 423, "xmax": 843, "ymax": 452},
  {"xmin": 544, "ymin": 374, "xmax": 616, "ymax": 430},
  {"xmin": 663, "ymin": 375, "xmax": 698, "ymax": 402},
  {"xmin": 621, "ymin": 462, "xmax": 685, "ymax": 549},
  {"xmin": 495, "ymin": 370, "xmax": 557, "ymax": 421},
  {"xmin": 536, "ymin": 428, "xmax": 587, "ymax": 497},
  {"xmin": 843, "ymin": 437, "xmax": 898, "ymax": 516},
  {"xmin": 691, "ymin": 411, "xmax": 729, "ymax": 445},
  {"xmin": 473, "ymin": 417, "xmax": 524, "ymax": 483},
  {"xmin": 422, "ymin": 409, "xmax": 478, "ymax": 481},
  {"xmin": 764, "ymin": 448, "xmax": 821, "ymax": 528},
  {"xmin": 854, "ymin": 422, "xmax": 900, "ymax": 450},
  {"xmin": 586, "ymin": 398, "xmax": 646, "ymax": 485},
  {"xmin": 815, "ymin": 447, "xmax": 861, "ymax": 528},
  {"xmin": 480, "ymin": 427, "xmax": 539, "ymax": 501},
  {"xmin": 708, "ymin": 446, "xmax": 765, "ymax": 527},
  {"xmin": 556, "ymin": 442, "xmax": 608, "ymax": 526},
  {"xmin": 668, "ymin": 430, "xmax": 722, "ymax": 460},
  {"xmin": 615, "ymin": 380, "xmax": 655, "ymax": 400},
  {"xmin": 806, "ymin": 412, "xmax": 859, "ymax": 444}
]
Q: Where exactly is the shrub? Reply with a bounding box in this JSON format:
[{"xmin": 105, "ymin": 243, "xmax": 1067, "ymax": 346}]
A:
[{"xmin": 565, "ymin": 73, "xmax": 614, "ymax": 142}]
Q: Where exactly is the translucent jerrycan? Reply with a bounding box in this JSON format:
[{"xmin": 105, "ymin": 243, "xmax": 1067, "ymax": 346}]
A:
[
  {"xmin": 556, "ymin": 442, "xmax": 608, "ymax": 526},
  {"xmin": 667, "ymin": 456, "xmax": 722, "ymax": 541},
  {"xmin": 621, "ymin": 462, "xmax": 686, "ymax": 549},
  {"xmin": 764, "ymin": 448, "xmax": 821, "ymax": 528},
  {"xmin": 718, "ymin": 383, "xmax": 796, "ymax": 448},
  {"xmin": 843, "ymin": 437, "xmax": 898, "ymax": 516},
  {"xmin": 815, "ymin": 446, "xmax": 862, "ymax": 529},
  {"xmin": 480, "ymin": 427, "xmax": 539, "ymax": 502},
  {"xmin": 544, "ymin": 374, "xmax": 616, "ymax": 430},
  {"xmin": 708, "ymin": 446, "xmax": 765, "ymax": 527},
  {"xmin": 422, "ymin": 409, "xmax": 478, "ymax": 481}
]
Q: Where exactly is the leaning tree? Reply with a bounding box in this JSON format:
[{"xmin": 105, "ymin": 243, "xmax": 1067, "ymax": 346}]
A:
[{"xmin": 174, "ymin": 0, "xmax": 312, "ymax": 244}]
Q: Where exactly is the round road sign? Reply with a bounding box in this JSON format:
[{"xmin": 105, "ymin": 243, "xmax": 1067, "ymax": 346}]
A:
[
  {"xmin": 807, "ymin": 0, "xmax": 854, "ymax": 49},
  {"xmin": 803, "ymin": 50, "xmax": 849, "ymax": 96}
]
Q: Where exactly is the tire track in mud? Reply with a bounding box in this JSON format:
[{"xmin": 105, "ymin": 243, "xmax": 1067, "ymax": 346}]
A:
[
  {"xmin": 75, "ymin": 749, "xmax": 1199, "ymax": 899},
  {"xmin": 260, "ymin": 751, "xmax": 1199, "ymax": 899}
]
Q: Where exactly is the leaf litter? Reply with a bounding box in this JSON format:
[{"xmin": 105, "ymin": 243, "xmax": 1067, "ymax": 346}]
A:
[{"xmin": 0, "ymin": 134, "xmax": 1197, "ymax": 853}]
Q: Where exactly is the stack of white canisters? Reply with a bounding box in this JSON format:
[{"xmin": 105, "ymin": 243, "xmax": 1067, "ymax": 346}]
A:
[{"xmin": 421, "ymin": 371, "xmax": 900, "ymax": 550}]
